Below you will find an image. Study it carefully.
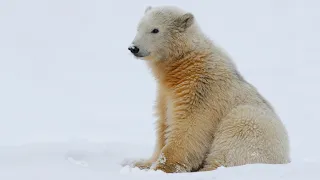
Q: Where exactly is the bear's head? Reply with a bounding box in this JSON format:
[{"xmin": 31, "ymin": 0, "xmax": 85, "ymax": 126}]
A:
[{"xmin": 128, "ymin": 6, "xmax": 197, "ymax": 61}]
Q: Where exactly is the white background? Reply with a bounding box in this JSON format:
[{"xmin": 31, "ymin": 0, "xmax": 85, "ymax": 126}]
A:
[{"xmin": 0, "ymin": 0, "xmax": 319, "ymax": 179}]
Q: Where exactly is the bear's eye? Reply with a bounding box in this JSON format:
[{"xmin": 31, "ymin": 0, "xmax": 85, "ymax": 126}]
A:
[{"xmin": 151, "ymin": 28, "xmax": 159, "ymax": 33}]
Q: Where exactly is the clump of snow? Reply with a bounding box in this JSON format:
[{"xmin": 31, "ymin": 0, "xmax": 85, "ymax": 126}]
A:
[{"xmin": 158, "ymin": 153, "xmax": 167, "ymax": 164}]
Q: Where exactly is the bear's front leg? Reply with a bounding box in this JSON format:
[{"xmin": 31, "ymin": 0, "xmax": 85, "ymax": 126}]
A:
[
  {"xmin": 133, "ymin": 89, "xmax": 168, "ymax": 170},
  {"xmin": 133, "ymin": 117, "xmax": 167, "ymax": 170},
  {"xmin": 151, "ymin": 113, "xmax": 212, "ymax": 173}
]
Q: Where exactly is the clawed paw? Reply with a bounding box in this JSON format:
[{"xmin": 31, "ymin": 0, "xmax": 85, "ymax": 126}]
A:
[
  {"xmin": 199, "ymin": 166, "xmax": 217, "ymax": 172},
  {"xmin": 133, "ymin": 160, "xmax": 153, "ymax": 170},
  {"xmin": 152, "ymin": 162, "xmax": 187, "ymax": 173}
]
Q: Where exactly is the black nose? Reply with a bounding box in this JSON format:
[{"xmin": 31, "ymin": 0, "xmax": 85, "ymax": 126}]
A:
[{"xmin": 128, "ymin": 46, "xmax": 139, "ymax": 54}]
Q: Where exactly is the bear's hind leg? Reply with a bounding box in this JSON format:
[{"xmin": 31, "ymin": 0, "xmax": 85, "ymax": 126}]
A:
[{"xmin": 200, "ymin": 105, "xmax": 290, "ymax": 171}]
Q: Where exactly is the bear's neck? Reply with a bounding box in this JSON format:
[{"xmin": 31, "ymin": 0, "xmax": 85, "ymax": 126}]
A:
[
  {"xmin": 147, "ymin": 49, "xmax": 211, "ymax": 89},
  {"xmin": 147, "ymin": 39, "xmax": 239, "ymax": 91}
]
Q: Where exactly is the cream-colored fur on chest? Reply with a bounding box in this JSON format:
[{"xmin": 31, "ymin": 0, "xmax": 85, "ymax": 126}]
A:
[{"xmin": 164, "ymin": 95, "xmax": 173, "ymax": 145}]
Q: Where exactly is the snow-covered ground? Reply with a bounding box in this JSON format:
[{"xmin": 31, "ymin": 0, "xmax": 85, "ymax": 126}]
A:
[
  {"xmin": 0, "ymin": 140, "xmax": 319, "ymax": 180},
  {"xmin": 0, "ymin": 0, "xmax": 319, "ymax": 179}
]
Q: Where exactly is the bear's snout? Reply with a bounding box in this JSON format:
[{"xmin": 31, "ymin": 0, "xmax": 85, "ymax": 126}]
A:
[{"xmin": 128, "ymin": 45, "xmax": 140, "ymax": 54}]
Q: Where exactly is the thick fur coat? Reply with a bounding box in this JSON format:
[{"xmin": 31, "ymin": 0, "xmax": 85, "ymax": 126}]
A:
[{"xmin": 126, "ymin": 5, "xmax": 290, "ymax": 173}]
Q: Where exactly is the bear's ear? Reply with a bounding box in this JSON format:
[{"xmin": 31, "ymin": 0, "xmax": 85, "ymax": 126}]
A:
[
  {"xmin": 175, "ymin": 12, "xmax": 194, "ymax": 31},
  {"xmin": 144, "ymin": 6, "xmax": 152, "ymax": 14}
]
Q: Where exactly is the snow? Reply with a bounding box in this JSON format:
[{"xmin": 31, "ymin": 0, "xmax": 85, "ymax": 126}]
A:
[
  {"xmin": 0, "ymin": 0, "xmax": 319, "ymax": 179},
  {"xmin": 0, "ymin": 141, "xmax": 319, "ymax": 180}
]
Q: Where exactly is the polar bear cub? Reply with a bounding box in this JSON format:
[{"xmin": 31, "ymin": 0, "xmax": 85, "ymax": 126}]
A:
[{"xmin": 127, "ymin": 5, "xmax": 290, "ymax": 173}]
